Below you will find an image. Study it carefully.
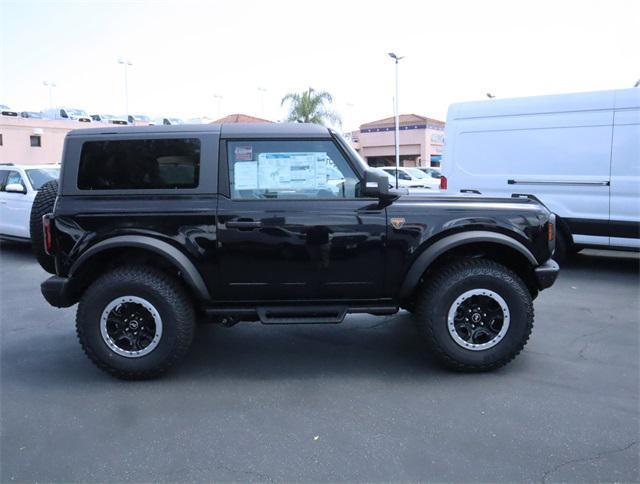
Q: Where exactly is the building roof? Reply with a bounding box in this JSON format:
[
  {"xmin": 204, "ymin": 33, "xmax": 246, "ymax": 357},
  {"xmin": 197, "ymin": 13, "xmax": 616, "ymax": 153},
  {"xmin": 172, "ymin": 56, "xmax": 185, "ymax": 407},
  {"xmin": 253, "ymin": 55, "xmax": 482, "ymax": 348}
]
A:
[
  {"xmin": 210, "ymin": 113, "xmax": 274, "ymax": 124},
  {"xmin": 360, "ymin": 114, "xmax": 444, "ymax": 129}
]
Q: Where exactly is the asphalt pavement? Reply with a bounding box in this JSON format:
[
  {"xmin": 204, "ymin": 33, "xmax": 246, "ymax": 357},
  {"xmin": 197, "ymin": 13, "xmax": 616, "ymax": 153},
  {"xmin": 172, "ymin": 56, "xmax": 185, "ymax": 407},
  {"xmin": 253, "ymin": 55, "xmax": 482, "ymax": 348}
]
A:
[{"xmin": 1, "ymin": 242, "xmax": 638, "ymax": 483}]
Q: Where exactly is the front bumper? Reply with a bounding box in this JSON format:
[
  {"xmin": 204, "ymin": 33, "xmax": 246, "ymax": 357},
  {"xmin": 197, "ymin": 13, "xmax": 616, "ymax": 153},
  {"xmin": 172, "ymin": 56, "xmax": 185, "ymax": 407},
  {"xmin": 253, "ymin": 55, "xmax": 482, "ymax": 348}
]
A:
[
  {"xmin": 534, "ymin": 259, "xmax": 559, "ymax": 290},
  {"xmin": 41, "ymin": 276, "xmax": 78, "ymax": 308}
]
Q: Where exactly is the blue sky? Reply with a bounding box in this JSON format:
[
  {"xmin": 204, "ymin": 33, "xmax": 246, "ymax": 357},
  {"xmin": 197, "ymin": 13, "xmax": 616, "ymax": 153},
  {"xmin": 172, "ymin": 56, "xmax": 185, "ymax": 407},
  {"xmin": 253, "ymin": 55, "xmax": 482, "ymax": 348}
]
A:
[{"xmin": 1, "ymin": 0, "xmax": 638, "ymax": 129}]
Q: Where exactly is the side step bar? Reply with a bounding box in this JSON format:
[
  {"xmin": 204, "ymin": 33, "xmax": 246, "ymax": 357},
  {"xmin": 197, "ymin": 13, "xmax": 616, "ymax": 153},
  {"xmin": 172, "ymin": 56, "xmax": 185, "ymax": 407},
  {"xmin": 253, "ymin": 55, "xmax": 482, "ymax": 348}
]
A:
[
  {"xmin": 258, "ymin": 306, "xmax": 346, "ymax": 324},
  {"xmin": 204, "ymin": 305, "xmax": 398, "ymax": 325}
]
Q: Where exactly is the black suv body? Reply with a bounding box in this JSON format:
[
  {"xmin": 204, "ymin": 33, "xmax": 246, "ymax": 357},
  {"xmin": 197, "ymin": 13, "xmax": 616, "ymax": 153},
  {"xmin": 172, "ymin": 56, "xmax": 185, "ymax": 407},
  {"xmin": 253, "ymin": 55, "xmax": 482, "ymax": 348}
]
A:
[{"xmin": 38, "ymin": 123, "xmax": 558, "ymax": 378}]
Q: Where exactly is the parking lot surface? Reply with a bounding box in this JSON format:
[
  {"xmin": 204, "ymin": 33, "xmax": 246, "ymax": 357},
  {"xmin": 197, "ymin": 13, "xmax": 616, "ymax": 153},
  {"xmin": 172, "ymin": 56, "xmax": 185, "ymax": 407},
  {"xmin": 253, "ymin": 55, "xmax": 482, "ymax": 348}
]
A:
[{"xmin": 1, "ymin": 242, "xmax": 638, "ymax": 483}]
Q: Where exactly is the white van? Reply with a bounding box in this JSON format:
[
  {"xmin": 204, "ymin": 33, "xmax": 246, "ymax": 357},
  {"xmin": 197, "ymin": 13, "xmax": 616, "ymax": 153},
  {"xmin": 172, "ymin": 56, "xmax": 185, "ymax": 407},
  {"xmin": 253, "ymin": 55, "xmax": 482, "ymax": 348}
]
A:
[{"xmin": 441, "ymin": 88, "xmax": 639, "ymax": 259}]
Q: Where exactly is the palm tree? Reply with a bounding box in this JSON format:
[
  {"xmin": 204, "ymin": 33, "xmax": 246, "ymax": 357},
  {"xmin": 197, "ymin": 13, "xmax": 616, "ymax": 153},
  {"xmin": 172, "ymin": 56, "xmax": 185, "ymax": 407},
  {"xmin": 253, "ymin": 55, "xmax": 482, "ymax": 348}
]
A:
[{"xmin": 281, "ymin": 88, "xmax": 341, "ymax": 126}]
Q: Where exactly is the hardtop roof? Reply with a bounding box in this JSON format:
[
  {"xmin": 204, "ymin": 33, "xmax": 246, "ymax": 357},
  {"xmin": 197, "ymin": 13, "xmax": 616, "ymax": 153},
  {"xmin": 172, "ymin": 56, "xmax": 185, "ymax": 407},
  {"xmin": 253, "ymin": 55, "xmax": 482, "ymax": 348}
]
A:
[{"xmin": 67, "ymin": 122, "xmax": 332, "ymax": 138}]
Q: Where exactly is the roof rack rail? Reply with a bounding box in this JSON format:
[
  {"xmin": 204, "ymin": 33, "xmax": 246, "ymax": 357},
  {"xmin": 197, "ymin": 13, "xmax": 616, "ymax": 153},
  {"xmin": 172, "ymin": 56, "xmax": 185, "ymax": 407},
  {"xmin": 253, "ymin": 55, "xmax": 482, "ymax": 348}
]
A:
[{"xmin": 0, "ymin": 163, "xmax": 15, "ymax": 166}]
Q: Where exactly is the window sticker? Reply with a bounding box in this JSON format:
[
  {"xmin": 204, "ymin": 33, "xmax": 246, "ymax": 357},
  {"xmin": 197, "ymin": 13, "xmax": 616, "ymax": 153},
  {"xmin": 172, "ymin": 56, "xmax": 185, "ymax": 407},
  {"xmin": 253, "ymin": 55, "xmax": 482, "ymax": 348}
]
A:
[
  {"xmin": 234, "ymin": 161, "xmax": 258, "ymax": 189},
  {"xmin": 234, "ymin": 145, "xmax": 253, "ymax": 161},
  {"xmin": 256, "ymin": 152, "xmax": 329, "ymax": 190}
]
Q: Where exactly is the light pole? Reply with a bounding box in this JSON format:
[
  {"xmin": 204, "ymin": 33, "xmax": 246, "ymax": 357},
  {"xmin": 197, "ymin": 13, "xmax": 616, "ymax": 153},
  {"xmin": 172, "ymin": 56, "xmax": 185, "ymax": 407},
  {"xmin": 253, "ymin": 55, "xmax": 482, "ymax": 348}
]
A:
[
  {"xmin": 388, "ymin": 52, "xmax": 404, "ymax": 189},
  {"xmin": 43, "ymin": 81, "xmax": 56, "ymax": 113},
  {"xmin": 213, "ymin": 94, "xmax": 223, "ymax": 119},
  {"xmin": 257, "ymin": 87, "xmax": 266, "ymax": 117},
  {"xmin": 118, "ymin": 58, "xmax": 132, "ymax": 117}
]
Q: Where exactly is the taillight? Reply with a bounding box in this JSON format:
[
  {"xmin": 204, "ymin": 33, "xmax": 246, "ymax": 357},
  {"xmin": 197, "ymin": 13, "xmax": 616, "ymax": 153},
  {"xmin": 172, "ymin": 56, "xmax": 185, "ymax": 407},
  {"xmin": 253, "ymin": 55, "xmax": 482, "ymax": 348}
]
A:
[
  {"xmin": 42, "ymin": 214, "xmax": 53, "ymax": 255},
  {"xmin": 548, "ymin": 221, "xmax": 554, "ymax": 241},
  {"xmin": 440, "ymin": 175, "xmax": 448, "ymax": 190}
]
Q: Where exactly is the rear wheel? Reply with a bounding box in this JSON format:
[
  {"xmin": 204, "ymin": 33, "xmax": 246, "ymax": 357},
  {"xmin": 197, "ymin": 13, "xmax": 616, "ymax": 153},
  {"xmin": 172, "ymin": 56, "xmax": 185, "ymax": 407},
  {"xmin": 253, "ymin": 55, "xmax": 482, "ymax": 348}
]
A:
[
  {"xmin": 414, "ymin": 258, "xmax": 534, "ymax": 371},
  {"xmin": 76, "ymin": 266, "xmax": 195, "ymax": 379},
  {"xmin": 29, "ymin": 179, "xmax": 58, "ymax": 274}
]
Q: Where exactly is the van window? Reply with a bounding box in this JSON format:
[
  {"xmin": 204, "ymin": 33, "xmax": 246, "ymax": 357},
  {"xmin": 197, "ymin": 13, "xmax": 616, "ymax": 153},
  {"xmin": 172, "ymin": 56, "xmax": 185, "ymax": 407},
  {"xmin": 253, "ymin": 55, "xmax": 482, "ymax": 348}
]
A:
[{"xmin": 78, "ymin": 138, "xmax": 200, "ymax": 190}]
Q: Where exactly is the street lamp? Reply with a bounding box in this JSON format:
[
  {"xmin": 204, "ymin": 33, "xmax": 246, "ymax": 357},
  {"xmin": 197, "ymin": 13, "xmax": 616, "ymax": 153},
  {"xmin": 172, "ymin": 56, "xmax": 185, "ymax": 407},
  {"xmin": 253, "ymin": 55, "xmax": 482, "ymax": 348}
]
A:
[
  {"xmin": 388, "ymin": 52, "xmax": 404, "ymax": 189},
  {"xmin": 118, "ymin": 58, "xmax": 133, "ymax": 117},
  {"xmin": 43, "ymin": 80, "xmax": 56, "ymax": 113}
]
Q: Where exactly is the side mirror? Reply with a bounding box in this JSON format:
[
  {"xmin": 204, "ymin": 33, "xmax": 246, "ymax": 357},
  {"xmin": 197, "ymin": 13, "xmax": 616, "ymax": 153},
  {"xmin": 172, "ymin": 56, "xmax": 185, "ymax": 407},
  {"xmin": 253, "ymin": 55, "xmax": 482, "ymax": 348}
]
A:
[
  {"xmin": 362, "ymin": 169, "xmax": 395, "ymax": 200},
  {"xmin": 5, "ymin": 183, "xmax": 26, "ymax": 194}
]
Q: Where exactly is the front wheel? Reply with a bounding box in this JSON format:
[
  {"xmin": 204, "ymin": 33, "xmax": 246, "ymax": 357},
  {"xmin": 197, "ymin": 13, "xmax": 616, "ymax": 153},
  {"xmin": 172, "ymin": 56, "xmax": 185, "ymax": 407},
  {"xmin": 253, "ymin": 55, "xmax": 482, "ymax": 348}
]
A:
[
  {"xmin": 76, "ymin": 266, "xmax": 195, "ymax": 379},
  {"xmin": 414, "ymin": 259, "xmax": 534, "ymax": 371}
]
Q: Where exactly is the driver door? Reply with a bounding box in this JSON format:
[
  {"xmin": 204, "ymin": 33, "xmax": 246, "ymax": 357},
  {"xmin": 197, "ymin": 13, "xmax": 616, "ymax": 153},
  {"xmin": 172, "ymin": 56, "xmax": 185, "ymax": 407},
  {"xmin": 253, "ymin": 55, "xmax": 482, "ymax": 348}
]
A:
[{"xmin": 215, "ymin": 138, "xmax": 387, "ymax": 302}]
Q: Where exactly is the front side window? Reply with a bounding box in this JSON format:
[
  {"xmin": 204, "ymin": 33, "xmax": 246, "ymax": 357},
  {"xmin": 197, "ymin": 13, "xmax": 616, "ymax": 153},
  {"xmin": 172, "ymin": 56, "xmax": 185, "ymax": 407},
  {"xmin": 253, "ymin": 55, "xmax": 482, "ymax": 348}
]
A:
[
  {"xmin": 228, "ymin": 140, "xmax": 360, "ymax": 199},
  {"xmin": 4, "ymin": 171, "xmax": 25, "ymax": 190},
  {"xmin": 78, "ymin": 138, "xmax": 200, "ymax": 190}
]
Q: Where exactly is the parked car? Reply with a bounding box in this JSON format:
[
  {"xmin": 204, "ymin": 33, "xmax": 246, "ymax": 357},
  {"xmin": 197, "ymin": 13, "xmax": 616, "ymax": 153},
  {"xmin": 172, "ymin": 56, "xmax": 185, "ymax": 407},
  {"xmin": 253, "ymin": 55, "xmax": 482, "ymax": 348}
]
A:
[
  {"xmin": 20, "ymin": 111, "xmax": 43, "ymax": 119},
  {"xmin": 380, "ymin": 166, "xmax": 437, "ymax": 188},
  {"xmin": 90, "ymin": 114, "xmax": 128, "ymax": 125},
  {"xmin": 1, "ymin": 104, "xmax": 18, "ymax": 117},
  {"xmin": 42, "ymin": 108, "xmax": 92, "ymax": 122},
  {"xmin": 152, "ymin": 117, "xmax": 185, "ymax": 125},
  {"xmin": 0, "ymin": 164, "xmax": 60, "ymax": 241},
  {"xmin": 127, "ymin": 114, "xmax": 152, "ymax": 125},
  {"xmin": 441, "ymin": 88, "xmax": 640, "ymax": 261},
  {"xmin": 34, "ymin": 123, "xmax": 558, "ymax": 379},
  {"xmin": 418, "ymin": 167, "xmax": 442, "ymax": 179}
]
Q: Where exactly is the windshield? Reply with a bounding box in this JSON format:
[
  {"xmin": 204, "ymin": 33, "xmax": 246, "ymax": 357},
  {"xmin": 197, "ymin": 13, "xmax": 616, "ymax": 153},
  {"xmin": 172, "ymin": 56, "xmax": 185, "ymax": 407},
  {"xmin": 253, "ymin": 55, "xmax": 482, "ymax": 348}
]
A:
[
  {"xmin": 134, "ymin": 114, "xmax": 151, "ymax": 121},
  {"xmin": 405, "ymin": 167, "xmax": 428, "ymax": 179},
  {"xmin": 26, "ymin": 168, "xmax": 59, "ymax": 190},
  {"xmin": 423, "ymin": 168, "xmax": 441, "ymax": 179},
  {"xmin": 67, "ymin": 109, "xmax": 87, "ymax": 116},
  {"xmin": 169, "ymin": 118, "xmax": 184, "ymax": 124}
]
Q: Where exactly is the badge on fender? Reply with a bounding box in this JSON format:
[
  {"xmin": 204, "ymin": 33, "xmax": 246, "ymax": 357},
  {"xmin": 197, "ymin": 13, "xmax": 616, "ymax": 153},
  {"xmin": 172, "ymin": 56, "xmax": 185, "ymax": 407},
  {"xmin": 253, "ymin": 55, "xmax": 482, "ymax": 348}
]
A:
[{"xmin": 390, "ymin": 217, "xmax": 405, "ymax": 229}]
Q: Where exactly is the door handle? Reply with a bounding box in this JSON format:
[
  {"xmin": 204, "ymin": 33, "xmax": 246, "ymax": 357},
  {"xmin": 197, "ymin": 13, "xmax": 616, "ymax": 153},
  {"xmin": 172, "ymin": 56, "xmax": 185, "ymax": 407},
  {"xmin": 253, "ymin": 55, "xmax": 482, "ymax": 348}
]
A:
[{"xmin": 225, "ymin": 220, "xmax": 262, "ymax": 229}]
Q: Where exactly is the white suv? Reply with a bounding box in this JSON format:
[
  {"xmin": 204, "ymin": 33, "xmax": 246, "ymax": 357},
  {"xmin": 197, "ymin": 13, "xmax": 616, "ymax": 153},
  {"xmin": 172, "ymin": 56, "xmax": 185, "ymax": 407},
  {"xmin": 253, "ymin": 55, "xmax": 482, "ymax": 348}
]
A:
[
  {"xmin": 381, "ymin": 167, "xmax": 440, "ymax": 189},
  {"xmin": 0, "ymin": 164, "xmax": 60, "ymax": 241}
]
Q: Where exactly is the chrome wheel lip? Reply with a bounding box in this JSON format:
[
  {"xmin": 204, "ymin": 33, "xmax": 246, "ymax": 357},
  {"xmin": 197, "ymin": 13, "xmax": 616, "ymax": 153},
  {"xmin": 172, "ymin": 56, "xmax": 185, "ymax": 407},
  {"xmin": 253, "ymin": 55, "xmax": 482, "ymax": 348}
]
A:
[
  {"xmin": 100, "ymin": 296, "xmax": 163, "ymax": 358},
  {"xmin": 447, "ymin": 288, "xmax": 510, "ymax": 351}
]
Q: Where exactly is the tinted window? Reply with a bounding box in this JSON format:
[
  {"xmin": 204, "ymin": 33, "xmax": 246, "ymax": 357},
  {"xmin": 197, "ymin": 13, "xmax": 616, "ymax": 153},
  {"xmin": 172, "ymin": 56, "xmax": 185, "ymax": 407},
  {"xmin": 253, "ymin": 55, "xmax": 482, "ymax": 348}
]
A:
[
  {"xmin": 78, "ymin": 138, "xmax": 200, "ymax": 190},
  {"xmin": 227, "ymin": 140, "xmax": 360, "ymax": 199}
]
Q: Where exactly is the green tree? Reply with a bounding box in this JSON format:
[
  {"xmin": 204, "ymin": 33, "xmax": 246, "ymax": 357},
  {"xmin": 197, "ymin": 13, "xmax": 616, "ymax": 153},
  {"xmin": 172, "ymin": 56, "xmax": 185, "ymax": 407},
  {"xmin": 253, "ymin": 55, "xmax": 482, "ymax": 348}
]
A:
[{"xmin": 281, "ymin": 88, "xmax": 341, "ymax": 126}]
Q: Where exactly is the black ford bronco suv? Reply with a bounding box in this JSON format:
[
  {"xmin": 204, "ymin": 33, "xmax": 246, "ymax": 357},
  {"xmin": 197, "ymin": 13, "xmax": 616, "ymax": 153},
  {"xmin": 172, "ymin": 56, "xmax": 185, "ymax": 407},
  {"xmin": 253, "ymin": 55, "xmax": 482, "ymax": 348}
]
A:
[{"xmin": 33, "ymin": 123, "xmax": 559, "ymax": 379}]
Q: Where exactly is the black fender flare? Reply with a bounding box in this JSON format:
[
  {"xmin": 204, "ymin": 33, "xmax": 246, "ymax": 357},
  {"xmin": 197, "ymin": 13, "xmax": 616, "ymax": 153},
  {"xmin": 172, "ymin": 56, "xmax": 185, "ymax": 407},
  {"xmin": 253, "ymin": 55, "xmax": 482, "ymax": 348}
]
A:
[
  {"xmin": 398, "ymin": 230, "xmax": 538, "ymax": 299},
  {"xmin": 69, "ymin": 235, "xmax": 210, "ymax": 300}
]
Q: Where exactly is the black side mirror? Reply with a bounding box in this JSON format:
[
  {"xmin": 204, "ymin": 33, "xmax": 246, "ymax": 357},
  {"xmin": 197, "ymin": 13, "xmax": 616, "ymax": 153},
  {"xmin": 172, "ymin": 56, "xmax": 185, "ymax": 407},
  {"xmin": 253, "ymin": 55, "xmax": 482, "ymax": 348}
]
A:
[{"xmin": 362, "ymin": 169, "xmax": 395, "ymax": 200}]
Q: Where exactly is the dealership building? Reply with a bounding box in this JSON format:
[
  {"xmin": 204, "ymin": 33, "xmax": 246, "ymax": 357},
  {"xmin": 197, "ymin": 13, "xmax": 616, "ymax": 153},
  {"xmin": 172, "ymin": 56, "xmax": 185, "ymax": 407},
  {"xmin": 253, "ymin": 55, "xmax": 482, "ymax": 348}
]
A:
[
  {"xmin": 349, "ymin": 114, "xmax": 445, "ymax": 168},
  {"xmin": 0, "ymin": 117, "xmax": 81, "ymax": 165}
]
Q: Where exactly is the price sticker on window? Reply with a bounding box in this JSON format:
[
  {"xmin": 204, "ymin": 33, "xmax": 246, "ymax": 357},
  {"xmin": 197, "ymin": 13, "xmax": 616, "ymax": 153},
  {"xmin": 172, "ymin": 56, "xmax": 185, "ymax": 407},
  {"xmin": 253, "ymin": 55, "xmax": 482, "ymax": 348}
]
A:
[{"xmin": 234, "ymin": 146, "xmax": 253, "ymax": 161}]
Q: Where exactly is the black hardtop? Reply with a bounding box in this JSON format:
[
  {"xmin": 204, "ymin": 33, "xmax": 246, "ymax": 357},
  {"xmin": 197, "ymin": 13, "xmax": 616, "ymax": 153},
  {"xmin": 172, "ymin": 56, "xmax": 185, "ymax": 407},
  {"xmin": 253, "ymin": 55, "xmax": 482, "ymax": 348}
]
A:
[{"xmin": 66, "ymin": 122, "xmax": 331, "ymax": 139}]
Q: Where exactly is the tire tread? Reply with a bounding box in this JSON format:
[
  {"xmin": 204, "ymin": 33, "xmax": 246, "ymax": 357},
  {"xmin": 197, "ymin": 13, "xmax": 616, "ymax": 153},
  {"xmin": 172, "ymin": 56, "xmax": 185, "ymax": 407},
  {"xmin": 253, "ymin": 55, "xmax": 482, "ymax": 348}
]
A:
[
  {"xmin": 76, "ymin": 265, "xmax": 195, "ymax": 380},
  {"xmin": 415, "ymin": 258, "xmax": 534, "ymax": 372}
]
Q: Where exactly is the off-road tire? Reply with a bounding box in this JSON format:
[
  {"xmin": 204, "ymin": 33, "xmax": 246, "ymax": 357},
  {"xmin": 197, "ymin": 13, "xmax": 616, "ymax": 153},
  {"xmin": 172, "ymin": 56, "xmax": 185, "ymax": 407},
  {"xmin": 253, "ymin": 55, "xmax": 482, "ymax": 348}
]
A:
[
  {"xmin": 414, "ymin": 258, "xmax": 534, "ymax": 372},
  {"xmin": 76, "ymin": 266, "xmax": 195, "ymax": 380},
  {"xmin": 29, "ymin": 179, "xmax": 58, "ymax": 274}
]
